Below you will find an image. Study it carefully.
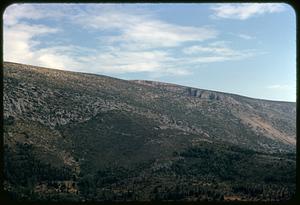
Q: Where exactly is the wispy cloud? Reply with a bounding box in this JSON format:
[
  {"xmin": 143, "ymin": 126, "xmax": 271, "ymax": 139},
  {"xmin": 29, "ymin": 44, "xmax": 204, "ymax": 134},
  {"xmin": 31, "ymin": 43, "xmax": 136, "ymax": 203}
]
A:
[
  {"xmin": 82, "ymin": 50, "xmax": 186, "ymax": 75},
  {"xmin": 267, "ymin": 84, "xmax": 293, "ymax": 90},
  {"xmin": 3, "ymin": 4, "xmax": 65, "ymax": 25},
  {"xmin": 237, "ymin": 34, "xmax": 254, "ymax": 40},
  {"xmin": 211, "ymin": 3, "xmax": 285, "ymax": 20},
  {"xmin": 183, "ymin": 41, "xmax": 256, "ymax": 63},
  {"xmin": 4, "ymin": 4, "xmax": 45, "ymax": 25},
  {"xmin": 4, "ymin": 4, "xmax": 260, "ymax": 77},
  {"xmin": 74, "ymin": 9, "xmax": 218, "ymax": 49},
  {"xmin": 3, "ymin": 23, "xmax": 59, "ymax": 66}
]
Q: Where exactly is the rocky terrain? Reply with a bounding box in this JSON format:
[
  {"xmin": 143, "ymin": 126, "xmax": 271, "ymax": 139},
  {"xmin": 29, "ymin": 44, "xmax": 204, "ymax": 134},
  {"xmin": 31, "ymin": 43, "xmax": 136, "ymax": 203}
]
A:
[{"xmin": 3, "ymin": 62, "xmax": 296, "ymax": 201}]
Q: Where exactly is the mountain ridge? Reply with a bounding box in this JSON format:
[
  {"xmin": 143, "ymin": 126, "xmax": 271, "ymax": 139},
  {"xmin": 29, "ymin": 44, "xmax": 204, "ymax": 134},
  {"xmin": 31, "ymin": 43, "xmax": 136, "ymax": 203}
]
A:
[
  {"xmin": 3, "ymin": 61, "xmax": 296, "ymax": 201},
  {"xmin": 132, "ymin": 79, "xmax": 296, "ymax": 103},
  {"xmin": 5, "ymin": 61, "xmax": 295, "ymax": 103}
]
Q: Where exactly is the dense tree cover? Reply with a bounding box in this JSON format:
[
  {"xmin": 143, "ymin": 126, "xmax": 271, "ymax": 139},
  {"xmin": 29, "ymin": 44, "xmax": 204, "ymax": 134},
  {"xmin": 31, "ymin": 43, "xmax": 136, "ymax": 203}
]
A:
[
  {"xmin": 4, "ymin": 143, "xmax": 73, "ymax": 183},
  {"xmin": 4, "ymin": 142, "xmax": 74, "ymax": 200},
  {"xmin": 54, "ymin": 142, "xmax": 299, "ymax": 201},
  {"xmin": 4, "ymin": 135, "xmax": 295, "ymax": 202},
  {"xmin": 3, "ymin": 62, "xmax": 296, "ymax": 202}
]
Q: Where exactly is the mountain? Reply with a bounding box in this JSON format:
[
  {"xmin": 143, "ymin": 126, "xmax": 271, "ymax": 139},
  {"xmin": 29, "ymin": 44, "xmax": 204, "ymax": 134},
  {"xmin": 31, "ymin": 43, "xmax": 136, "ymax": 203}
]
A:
[{"xmin": 3, "ymin": 62, "xmax": 296, "ymax": 201}]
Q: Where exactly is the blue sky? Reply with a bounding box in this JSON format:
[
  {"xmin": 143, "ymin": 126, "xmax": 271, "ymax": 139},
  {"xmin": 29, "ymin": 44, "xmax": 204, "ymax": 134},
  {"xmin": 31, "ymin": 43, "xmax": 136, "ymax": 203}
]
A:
[{"xmin": 3, "ymin": 3, "xmax": 296, "ymax": 102}]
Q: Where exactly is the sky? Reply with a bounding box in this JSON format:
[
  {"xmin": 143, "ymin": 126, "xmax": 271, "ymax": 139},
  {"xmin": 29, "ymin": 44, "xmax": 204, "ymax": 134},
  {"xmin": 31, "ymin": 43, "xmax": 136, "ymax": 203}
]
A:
[{"xmin": 3, "ymin": 3, "xmax": 296, "ymax": 102}]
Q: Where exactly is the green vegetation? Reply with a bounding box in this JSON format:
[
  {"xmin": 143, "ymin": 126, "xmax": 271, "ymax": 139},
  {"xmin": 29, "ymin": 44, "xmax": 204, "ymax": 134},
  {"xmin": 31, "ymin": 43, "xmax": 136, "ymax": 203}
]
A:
[{"xmin": 3, "ymin": 62, "xmax": 296, "ymax": 201}]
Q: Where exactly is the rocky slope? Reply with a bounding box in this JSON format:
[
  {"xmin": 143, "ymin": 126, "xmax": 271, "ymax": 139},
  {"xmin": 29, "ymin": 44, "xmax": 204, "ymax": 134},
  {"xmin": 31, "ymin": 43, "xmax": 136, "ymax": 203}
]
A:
[{"xmin": 3, "ymin": 62, "xmax": 296, "ymax": 201}]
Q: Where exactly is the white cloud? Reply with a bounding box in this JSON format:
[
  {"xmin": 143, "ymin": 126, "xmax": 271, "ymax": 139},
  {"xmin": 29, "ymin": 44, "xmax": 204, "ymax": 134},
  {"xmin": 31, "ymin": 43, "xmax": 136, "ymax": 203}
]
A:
[
  {"xmin": 267, "ymin": 84, "xmax": 293, "ymax": 90},
  {"xmin": 4, "ymin": 4, "xmax": 44, "ymax": 25},
  {"xmin": 184, "ymin": 44, "xmax": 234, "ymax": 55},
  {"xmin": 3, "ymin": 23, "xmax": 59, "ymax": 65},
  {"xmin": 3, "ymin": 9, "xmax": 84, "ymax": 72},
  {"xmin": 183, "ymin": 42, "xmax": 256, "ymax": 63},
  {"xmin": 74, "ymin": 10, "xmax": 218, "ymax": 49},
  {"xmin": 211, "ymin": 3, "xmax": 285, "ymax": 20},
  {"xmin": 3, "ymin": 4, "xmax": 218, "ymax": 76},
  {"xmin": 3, "ymin": 4, "xmax": 65, "ymax": 25},
  {"xmin": 3, "ymin": 4, "xmax": 75, "ymax": 70},
  {"xmin": 90, "ymin": 50, "xmax": 177, "ymax": 73},
  {"xmin": 3, "ymin": 23, "xmax": 189, "ymax": 75},
  {"xmin": 237, "ymin": 34, "xmax": 254, "ymax": 40},
  {"xmin": 3, "ymin": 4, "xmax": 259, "ymax": 77}
]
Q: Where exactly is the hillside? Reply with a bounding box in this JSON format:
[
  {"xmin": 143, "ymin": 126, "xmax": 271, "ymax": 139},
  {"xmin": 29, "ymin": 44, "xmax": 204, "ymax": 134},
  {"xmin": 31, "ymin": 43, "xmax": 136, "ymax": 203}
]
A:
[{"xmin": 3, "ymin": 62, "xmax": 296, "ymax": 201}]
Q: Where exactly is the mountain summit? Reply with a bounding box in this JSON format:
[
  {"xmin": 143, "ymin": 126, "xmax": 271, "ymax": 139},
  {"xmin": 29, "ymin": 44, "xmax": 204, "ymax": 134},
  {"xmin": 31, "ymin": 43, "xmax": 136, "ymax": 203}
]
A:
[{"xmin": 3, "ymin": 62, "xmax": 296, "ymax": 201}]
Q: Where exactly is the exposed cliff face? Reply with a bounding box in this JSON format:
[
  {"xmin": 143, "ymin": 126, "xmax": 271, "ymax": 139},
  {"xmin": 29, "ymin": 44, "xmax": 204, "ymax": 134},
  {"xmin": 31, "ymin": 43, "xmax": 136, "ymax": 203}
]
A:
[
  {"xmin": 132, "ymin": 80, "xmax": 296, "ymax": 149},
  {"xmin": 3, "ymin": 62, "xmax": 296, "ymax": 201}
]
